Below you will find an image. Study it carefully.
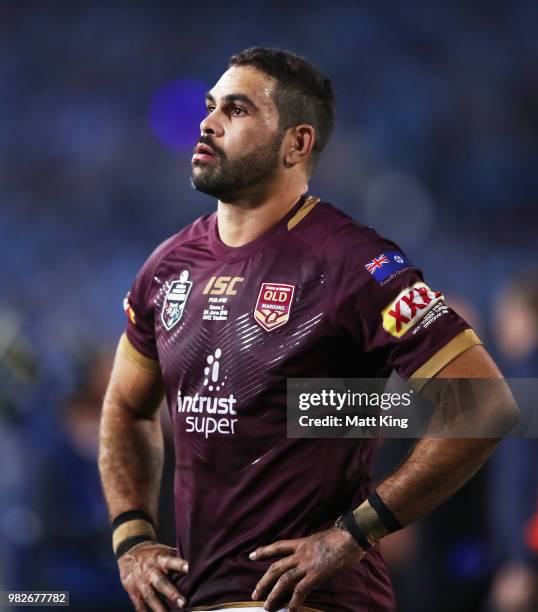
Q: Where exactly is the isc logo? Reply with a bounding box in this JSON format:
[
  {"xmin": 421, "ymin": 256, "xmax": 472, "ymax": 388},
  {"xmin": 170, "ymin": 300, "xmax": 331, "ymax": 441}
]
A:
[{"xmin": 202, "ymin": 276, "xmax": 244, "ymax": 296}]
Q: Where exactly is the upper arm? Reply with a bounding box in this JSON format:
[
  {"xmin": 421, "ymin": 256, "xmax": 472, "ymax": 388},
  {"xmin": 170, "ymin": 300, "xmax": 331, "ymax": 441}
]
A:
[
  {"xmin": 327, "ymin": 221, "xmax": 480, "ymax": 380},
  {"xmin": 103, "ymin": 334, "xmax": 164, "ymax": 420},
  {"xmin": 433, "ymin": 344, "xmax": 503, "ymax": 379},
  {"xmin": 425, "ymin": 344, "xmax": 519, "ymax": 433}
]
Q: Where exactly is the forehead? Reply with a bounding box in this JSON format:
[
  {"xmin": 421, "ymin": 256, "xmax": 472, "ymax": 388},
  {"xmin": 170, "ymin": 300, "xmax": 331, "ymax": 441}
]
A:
[{"xmin": 209, "ymin": 66, "xmax": 278, "ymax": 112}]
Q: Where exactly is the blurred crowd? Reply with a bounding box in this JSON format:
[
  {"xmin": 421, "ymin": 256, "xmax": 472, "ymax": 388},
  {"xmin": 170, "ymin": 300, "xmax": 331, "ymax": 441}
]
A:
[{"xmin": 1, "ymin": 1, "xmax": 537, "ymax": 610}]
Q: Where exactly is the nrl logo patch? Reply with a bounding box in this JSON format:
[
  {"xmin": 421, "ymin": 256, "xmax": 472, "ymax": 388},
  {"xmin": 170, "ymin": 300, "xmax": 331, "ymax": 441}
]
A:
[
  {"xmin": 254, "ymin": 282, "xmax": 295, "ymax": 332},
  {"xmin": 161, "ymin": 270, "xmax": 193, "ymax": 331}
]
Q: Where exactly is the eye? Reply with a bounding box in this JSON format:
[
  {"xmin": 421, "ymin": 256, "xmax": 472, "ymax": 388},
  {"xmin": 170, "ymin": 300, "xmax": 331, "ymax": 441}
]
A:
[
  {"xmin": 206, "ymin": 105, "xmax": 215, "ymax": 115},
  {"xmin": 230, "ymin": 106, "xmax": 246, "ymax": 117}
]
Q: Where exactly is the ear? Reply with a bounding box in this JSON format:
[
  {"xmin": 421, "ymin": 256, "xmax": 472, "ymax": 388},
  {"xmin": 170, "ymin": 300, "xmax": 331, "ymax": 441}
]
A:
[{"xmin": 283, "ymin": 125, "xmax": 316, "ymax": 169}]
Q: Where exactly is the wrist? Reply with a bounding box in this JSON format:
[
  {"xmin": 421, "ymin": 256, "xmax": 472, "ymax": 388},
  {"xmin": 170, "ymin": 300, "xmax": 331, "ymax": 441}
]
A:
[
  {"xmin": 112, "ymin": 509, "xmax": 156, "ymax": 559},
  {"xmin": 335, "ymin": 511, "xmax": 373, "ymax": 550},
  {"xmin": 335, "ymin": 491, "xmax": 402, "ymax": 549}
]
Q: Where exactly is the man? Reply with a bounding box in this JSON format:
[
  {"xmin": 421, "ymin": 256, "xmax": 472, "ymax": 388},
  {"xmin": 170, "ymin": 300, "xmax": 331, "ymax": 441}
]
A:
[{"xmin": 99, "ymin": 48, "xmax": 518, "ymax": 612}]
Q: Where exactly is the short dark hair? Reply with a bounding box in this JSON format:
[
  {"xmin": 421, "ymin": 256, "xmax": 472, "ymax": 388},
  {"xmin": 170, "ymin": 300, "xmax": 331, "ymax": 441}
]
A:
[{"xmin": 229, "ymin": 47, "xmax": 335, "ymax": 170}]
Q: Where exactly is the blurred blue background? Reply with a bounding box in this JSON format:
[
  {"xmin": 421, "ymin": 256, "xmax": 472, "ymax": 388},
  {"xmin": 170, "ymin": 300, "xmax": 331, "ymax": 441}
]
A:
[{"xmin": 1, "ymin": 1, "xmax": 537, "ymax": 610}]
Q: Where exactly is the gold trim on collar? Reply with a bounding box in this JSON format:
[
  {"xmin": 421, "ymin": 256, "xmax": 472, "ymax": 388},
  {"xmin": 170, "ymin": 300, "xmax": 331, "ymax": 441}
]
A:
[{"xmin": 287, "ymin": 196, "xmax": 320, "ymax": 230}]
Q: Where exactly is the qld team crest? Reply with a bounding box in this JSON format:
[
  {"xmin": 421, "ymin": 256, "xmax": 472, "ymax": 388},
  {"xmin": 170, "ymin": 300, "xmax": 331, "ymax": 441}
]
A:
[
  {"xmin": 161, "ymin": 270, "xmax": 193, "ymax": 331},
  {"xmin": 254, "ymin": 282, "xmax": 295, "ymax": 332}
]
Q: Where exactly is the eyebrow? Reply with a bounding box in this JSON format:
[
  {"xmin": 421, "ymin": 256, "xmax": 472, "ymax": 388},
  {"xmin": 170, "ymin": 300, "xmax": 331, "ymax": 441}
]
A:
[{"xmin": 205, "ymin": 92, "xmax": 259, "ymax": 111}]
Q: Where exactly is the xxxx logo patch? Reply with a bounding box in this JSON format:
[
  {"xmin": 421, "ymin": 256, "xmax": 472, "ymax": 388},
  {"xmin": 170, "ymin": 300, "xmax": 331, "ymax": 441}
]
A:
[{"xmin": 382, "ymin": 282, "xmax": 443, "ymax": 338}]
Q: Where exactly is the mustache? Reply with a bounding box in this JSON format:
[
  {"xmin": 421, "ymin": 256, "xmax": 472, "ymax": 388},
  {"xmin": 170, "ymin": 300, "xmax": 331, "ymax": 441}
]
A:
[{"xmin": 195, "ymin": 136, "xmax": 225, "ymax": 158}]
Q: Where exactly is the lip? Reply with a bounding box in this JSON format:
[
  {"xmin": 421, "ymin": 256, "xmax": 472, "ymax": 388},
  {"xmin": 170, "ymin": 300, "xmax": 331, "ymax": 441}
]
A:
[{"xmin": 192, "ymin": 143, "xmax": 217, "ymax": 162}]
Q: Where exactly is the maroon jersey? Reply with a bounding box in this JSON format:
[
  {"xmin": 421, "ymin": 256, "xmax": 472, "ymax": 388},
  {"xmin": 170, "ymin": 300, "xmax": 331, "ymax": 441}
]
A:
[{"xmin": 122, "ymin": 194, "xmax": 480, "ymax": 612}]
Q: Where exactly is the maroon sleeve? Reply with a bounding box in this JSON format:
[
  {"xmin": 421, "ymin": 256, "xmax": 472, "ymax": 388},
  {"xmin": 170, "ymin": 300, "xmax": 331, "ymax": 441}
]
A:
[
  {"xmin": 326, "ymin": 221, "xmax": 481, "ymax": 380},
  {"xmin": 123, "ymin": 254, "xmax": 160, "ymax": 362}
]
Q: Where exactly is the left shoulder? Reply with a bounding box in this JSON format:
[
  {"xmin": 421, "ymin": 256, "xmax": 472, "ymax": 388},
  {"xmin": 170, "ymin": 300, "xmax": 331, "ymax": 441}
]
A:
[{"xmin": 291, "ymin": 197, "xmax": 409, "ymax": 274}]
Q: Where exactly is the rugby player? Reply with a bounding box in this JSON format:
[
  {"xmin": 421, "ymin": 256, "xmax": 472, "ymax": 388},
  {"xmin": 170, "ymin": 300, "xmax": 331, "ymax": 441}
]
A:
[{"xmin": 98, "ymin": 48, "xmax": 518, "ymax": 612}]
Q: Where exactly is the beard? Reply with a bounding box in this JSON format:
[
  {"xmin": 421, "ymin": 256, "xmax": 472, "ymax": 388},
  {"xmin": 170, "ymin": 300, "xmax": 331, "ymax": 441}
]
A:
[{"xmin": 190, "ymin": 130, "xmax": 284, "ymax": 202}]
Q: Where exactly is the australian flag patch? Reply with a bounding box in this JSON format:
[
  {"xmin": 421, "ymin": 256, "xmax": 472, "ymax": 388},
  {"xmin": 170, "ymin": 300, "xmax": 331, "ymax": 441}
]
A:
[{"xmin": 364, "ymin": 251, "xmax": 411, "ymax": 284}]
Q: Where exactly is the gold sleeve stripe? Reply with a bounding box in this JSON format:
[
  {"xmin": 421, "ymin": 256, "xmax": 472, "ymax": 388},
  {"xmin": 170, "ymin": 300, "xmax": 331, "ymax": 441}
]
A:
[
  {"xmin": 119, "ymin": 333, "xmax": 161, "ymax": 374},
  {"xmin": 112, "ymin": 519, "xmax": 156, "ymax": 554},
  {"xmin": 287, "ymin": 196, "xmax": 320, "ymax": 230},
  {"xmin": 410, "ymin": 328, "xmax": 482, "ymax": 390},
  {"xmin": 188, "ymin": 603, "xmax": 322, "ymax": 612}
]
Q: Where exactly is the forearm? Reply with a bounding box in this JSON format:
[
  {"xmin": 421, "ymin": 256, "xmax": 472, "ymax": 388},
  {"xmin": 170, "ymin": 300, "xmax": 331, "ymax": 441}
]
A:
[
  {"xmin": 376, "ymin": 436, "xmax": 498, "ymax": 527},
  {"xmin": 346, "ymin": 364, "xmax": 519, "ymax": 543},
  {"xmin": 374, "ymin": 364, "xmax": 519, "ymax": 528},
  {"xmin": 99, "ymin": 400, "xmax": 164, "ymax": 522}
]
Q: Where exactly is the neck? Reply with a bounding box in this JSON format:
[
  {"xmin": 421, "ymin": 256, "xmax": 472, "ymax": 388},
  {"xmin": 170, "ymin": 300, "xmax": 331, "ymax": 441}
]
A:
[{"xmin": 216, "ymin": 174, "xmax": 308, "ymax": 247}]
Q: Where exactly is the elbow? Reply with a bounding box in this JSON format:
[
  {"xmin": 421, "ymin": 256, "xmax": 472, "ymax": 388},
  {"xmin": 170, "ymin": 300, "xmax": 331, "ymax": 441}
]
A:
[
  {"xmin": 494, "ymin": 392, "xmax": 520, "ymax": 437},
  {"xmin": 503, "ymin": 397, "xmax": 520, "ymax": 433}
]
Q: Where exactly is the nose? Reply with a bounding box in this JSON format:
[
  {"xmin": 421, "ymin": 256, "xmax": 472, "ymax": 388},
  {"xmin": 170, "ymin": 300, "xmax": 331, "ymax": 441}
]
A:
[{"xmin": 200, "ymin": 110, "xmax": 224, "ymax": 137}]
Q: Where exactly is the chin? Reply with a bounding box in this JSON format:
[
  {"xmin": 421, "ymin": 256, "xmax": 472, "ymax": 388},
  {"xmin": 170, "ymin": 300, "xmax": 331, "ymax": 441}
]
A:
[
  {"xmin": 190, "ymin": 167, "xmax": 212, "ymax": 190},
  {"xmin": 191, "ymin": 180, "xmax": 239, "ymax": 203},
  {"xmin": 190, "ymin": 176, "xmax": 222, "ymax": 198}
]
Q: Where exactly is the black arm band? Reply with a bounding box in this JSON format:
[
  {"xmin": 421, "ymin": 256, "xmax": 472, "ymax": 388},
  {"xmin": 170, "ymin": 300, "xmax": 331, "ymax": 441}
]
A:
[
  {"xmin": 112, "ymin": 509, "xmax": 155, "ymax": 531},
  {"xmin": 115, "ymin": 534, "xmax": 154, "ymax": 559},
  {"xmin": 342, "ymin": 511, "xmax": 371, "ymax": 550},
  {"xmin": 368, "ymin": 492, "xmax": 402, "ymax": 533}
]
